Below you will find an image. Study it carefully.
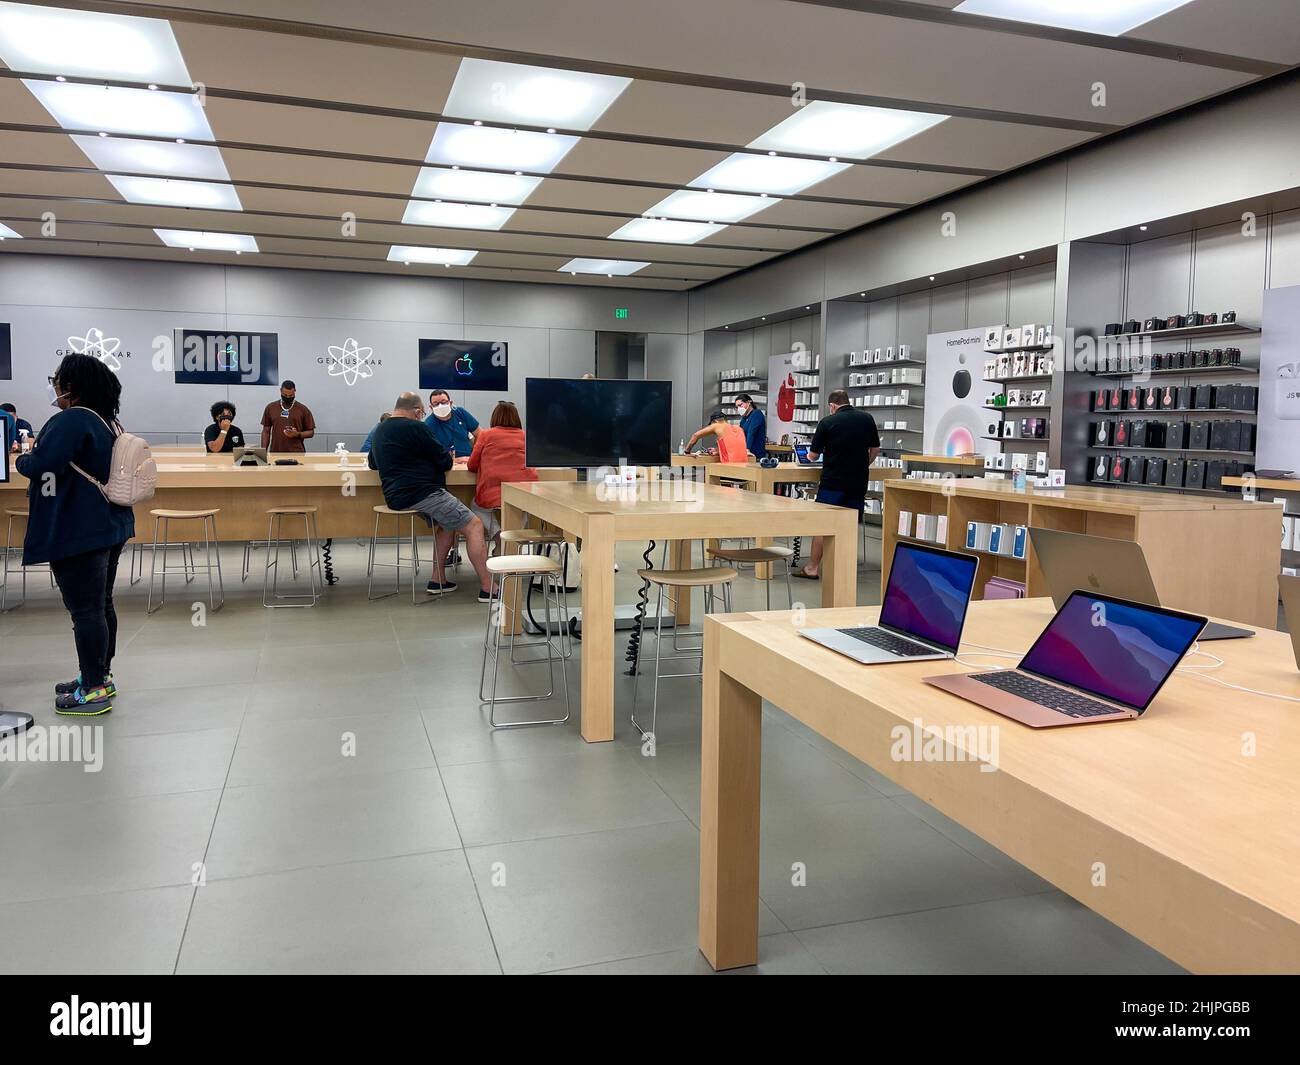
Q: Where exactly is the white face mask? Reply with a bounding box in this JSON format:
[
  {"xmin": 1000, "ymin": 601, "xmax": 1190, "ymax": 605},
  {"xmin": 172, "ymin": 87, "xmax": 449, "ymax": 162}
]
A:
[
  {"xmin": 48, "ymin": 382, "xmax": 68, "ymax": 408},
  {"xmin": 735, "ymin": 404, "xmax": 746, "ymax": 415},
  {"xmin": 431, "ymin": 403, "xmax": 452, "ymax": 419}
]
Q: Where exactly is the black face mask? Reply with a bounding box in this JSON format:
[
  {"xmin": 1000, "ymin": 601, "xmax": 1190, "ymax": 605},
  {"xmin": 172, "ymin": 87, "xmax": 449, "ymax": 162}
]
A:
[{"xmin": 281, "ymin": 396, "xmax": 294, "ymax": 408}]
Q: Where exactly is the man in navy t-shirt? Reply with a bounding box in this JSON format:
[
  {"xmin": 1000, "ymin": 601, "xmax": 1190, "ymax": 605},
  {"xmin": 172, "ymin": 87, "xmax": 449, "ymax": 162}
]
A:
[
  {"xmin": 735, "ymin": 393, "xmax": 766, "ymax": 459},
  {"xmin": 424, "ymin": 389, "xmax": 478, "ymax": 459}
]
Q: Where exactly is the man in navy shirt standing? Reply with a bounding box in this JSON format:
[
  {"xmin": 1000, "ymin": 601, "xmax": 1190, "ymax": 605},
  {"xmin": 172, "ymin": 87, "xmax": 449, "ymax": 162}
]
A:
[{"xmin": 734, "ymin": 393, "xmax": 766, "ymax": 459}]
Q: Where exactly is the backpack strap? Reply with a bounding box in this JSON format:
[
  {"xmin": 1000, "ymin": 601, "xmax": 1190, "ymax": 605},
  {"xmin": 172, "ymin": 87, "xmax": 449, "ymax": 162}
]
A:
[{"xmin": 66, "ymin": 406, "xmax": 121, "ymax": 498}]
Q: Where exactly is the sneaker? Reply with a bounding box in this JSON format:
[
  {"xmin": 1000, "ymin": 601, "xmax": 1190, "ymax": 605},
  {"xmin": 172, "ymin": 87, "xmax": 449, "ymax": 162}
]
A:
[
  {"xmin": 55, "ymin": 685, "xmax": 113, "ymax": 716},
  {"xmin": 426, "ymin": 580, "xmax": 458, "ymax": 595},
  {"xmin": 477, "ymin": 588, "xmax": 498, "ymax": 604},
  {"xmin": 55, "ymin": 673, "xmax": 117, "ymax": 697}
]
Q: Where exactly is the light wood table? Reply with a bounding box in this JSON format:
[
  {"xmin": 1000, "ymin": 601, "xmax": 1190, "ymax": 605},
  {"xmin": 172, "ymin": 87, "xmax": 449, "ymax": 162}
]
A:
[
  {"xmin": 501, "ymin": 480, "xmax": 859, "ymax": 743},
  {"xmin": 884, "ymin": 478, "xmax": 1283, "ymax": 628},
  {"xmin": 699, "ymin": 597, "xmax": 1300, "ymax": 972}
]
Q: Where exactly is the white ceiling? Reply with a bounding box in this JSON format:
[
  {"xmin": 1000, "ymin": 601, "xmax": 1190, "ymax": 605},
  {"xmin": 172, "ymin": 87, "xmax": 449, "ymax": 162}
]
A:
[{"xmin": 0, "ymin": 0, "xmax": 1295, "ymax": 288}]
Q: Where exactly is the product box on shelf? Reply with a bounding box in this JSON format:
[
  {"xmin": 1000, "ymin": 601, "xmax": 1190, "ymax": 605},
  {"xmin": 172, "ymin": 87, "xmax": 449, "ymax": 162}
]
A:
[
  {"xmin": 984, "ymin": 325, "xmax": 1006, "ymax": 351},
  {"xmin": 1165, "ymin": 458, "xmax": 1185, "ymax": 487},
  {"xmin": 898, "ymin": 510, "xmax": 914, "ymax": 538},
  {"xmin": 966, "ymin": 521, "xmax": 992, "ymax": 552},
  {"xmin": 935, "ymin": 514, "xmax": 948, "ymax": 544}
]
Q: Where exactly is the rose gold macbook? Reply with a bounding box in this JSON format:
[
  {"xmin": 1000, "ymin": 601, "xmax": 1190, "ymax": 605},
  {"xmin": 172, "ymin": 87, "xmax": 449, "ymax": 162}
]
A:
[{"xmin": 924, "ymin": 591, "xmax": 1206, "ymax": 729}]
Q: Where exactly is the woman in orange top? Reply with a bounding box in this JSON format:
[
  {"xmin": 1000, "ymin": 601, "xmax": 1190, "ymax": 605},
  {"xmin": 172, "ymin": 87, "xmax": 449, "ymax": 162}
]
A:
[
  {"xmin": 466, "ymin": 400, "xmax": 538, "ymax": 546},
  {"xmin": 686, "ymin": 408, "xmax": 749, "ymax": 463}
]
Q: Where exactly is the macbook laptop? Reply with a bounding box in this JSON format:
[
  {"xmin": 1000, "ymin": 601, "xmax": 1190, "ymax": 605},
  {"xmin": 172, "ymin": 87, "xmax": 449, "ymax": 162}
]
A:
[
  {"xmin": 233, "ymin": 446, "xmax": 268, "ymax": 466},
  {"xmin": 1279, "ymin": 575, "xmax": 1300, "ymax": 669},
  {"xmin": 799, "ymin": 541, "xmax": 978, "ymax": 663},
  {"xmin": 924, "ymin": 591, "xmax": 1206, "ymax": 728},
  {"xmin": 793, "ymin": 443, "xmax": 821, "ymax": 466},
  {"xmin": 1030, "ymin": 527, "xmax": 1252, "ymax": 642}
]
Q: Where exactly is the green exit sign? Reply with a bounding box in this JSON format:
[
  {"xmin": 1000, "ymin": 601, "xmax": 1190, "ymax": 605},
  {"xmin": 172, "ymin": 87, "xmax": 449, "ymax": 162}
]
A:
[{"xmin": 614, "ymin": 307, "xmax": 629, "ymax": 319}]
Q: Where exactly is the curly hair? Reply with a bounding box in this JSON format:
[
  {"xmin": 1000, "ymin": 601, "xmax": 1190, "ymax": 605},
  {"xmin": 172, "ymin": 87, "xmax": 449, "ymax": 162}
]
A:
[
  {"xmin": 53, "ymin": 354, "xmax": 121, "ymax": 423},
  {"xmin": 210, "ymin": 400, "xmax": 236, "ymax": 420}
]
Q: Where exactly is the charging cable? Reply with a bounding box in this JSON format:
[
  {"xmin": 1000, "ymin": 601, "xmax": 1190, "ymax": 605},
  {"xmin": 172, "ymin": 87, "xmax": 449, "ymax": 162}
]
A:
[
  {"xmin": 954, "ymin": 640, "xmax": 1022, "ymax": 671},
  {"xmin": 1176, "ymin": 642, "xmax": 1300, "ymax": 703}
]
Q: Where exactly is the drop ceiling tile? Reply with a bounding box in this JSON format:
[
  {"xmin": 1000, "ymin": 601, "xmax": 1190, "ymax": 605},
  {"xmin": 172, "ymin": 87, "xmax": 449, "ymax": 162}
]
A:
[
  {"xmin": 873, "ymin": 117, "xmax": 1091, "ymax": 170},
  {"xmin": 524, "ymin": 178, "xmax": 668, "ymax": 213},
  {"xmin": 808, "ymin": 165, "xmax": 977, "ymax": 204},
  {"xmin": 173, "ymin": 24, "xmax": 462, "ymax": 109},
  {"xmin": 591, "ymin": 80, "xmax": 793, "ymax": 143},
  {"xmin": 0, "ymin": 129, "xmax": 92, "ymax": 168},
  {"xmin": 0, "ymin": 168, "xmax": 116, "ymax": 198},
  {"xmin": 220, "ymin": 147, "xmax": 419, "ymax": 194},
  {"xmin": 755, "ymin": 200, "xmax": 896, "ymax": 231},
  {"xmin": 203, "ymin": 99, "xmax": 434, "ymax": 160},
  {"xmin": 553, "ymin": 139, "xmax": 726, "ymax": 184},
  {"xmin": 0, "ymin": 76, "xmax": 57, "ymax": 125},
  {"xmin": 502, "ymin": 207, "xmax": 633, "ymax": 238},
  {"xmin": 234, "ymin": 185, "xmax": 408, "ymax": 223}
]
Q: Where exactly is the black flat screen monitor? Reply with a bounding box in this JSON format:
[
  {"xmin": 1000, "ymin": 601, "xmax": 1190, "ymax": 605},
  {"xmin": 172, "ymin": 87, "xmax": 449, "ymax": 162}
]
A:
[
  {"xmin": 174, "ymin": 329, "xmax": 279, "ymax": 385},
  {"xmin": 419, "ymin": 339, "xmax": 508, "ymax": 392},
  {"xmin": 526, "ymin": 378, "xmax": 672, "ymax": 467}
]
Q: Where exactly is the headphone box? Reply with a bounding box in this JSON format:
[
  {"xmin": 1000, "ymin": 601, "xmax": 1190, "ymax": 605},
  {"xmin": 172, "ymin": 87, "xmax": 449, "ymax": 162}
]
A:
[
  {"xmin": 1165, "ymin": 458, "xmax": 1186, "ymax": 487},
  {"xmin": 1188, "ymin": 421, "xmax": 1211, "ymax": 450},
  {"xmin": 1185, "ymin": 460, "xmax": 1207, "ymax": 489},
  {"xmin": 1091, "ymin": 454, "xmax": 1110, "ymax": 482},
  {"xmin": 1125, "ymin": 457, "xmax": 1146, "ymax": 484},
  {"xmin": 1145, "ymin": 457, "xmax": 1167, "ymax": 485},
  {"xmin": 1167, "ymin": 421, "xmax": 1189, "ymax": 449}
]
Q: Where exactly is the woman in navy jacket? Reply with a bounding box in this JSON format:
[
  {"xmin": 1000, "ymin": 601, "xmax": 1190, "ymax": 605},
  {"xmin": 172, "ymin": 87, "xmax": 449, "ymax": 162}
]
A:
[{"xmin": 16, "ymin": 354, "xmax": 135, "ymax": 715}]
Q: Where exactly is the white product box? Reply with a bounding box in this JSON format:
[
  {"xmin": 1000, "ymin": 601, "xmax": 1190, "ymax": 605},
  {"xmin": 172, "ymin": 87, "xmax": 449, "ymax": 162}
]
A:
[
  {"xmin": 883, "ymin": 421, "xmax": 895, "ymax": 431},
  {"xmin": 985, "ymin": 472, "xmax": 1006, "ymax": 480},
  {"xmin": 983, "ymin": 359, "xmax": 998, "ymax": 381},
  {"xmin": 989, "ymin": 522, "xmax": 1011, "ymax": 555},
  {"xmin": 1047, "ymin": 468, "xmax": 1066, "ymax": 487},
  {"xmin": 1011, "ymin": 453, "xmax": 1030, "ymax": 471},
  {"xmin": 915, "ymin": 513, "xmax": 934, "ymax": 541},
  {"xmin": 984, "ymin": 454, "xmax": 998, "ymax": 470},
  {"xmin": 935, "ymin": 514, "xmax": 948, "ymax": 544},
  {"xmin": 898, "ymin": 510, "xmax": 914, "ymax": 538},
  {"xmin": 984, "ymin": 325, "xmax": 1006, "ymax": 351},
  {"xmin": 1034, "ymin": 451, "xmax": 1049, "ymax": 473},
  {"xmin": 1002, "ymin": 327, "xmax": 1019, "ymax": 350},
  {"xmin": 994, "ymin": 454, "xmax": 1009, "ymax": 470},
  {"xmin": 1285, "ymin": 567, "xmax": 1299, "ymax": 577},
  {"xmin": 1292, "ymin": 516, "xmax": 1300, "ymax": 552},
  {"xmin": 1284, "ymin": 516, "xmax": 1294, "ymax": 551},
  {"xmin": 899, "ymin": 344, "xmax": 911, "ymax": 360},
  {"xmin": 1020, "ymin": 324, "xmax": 1036, "ymax": 348},
  {"xmin": 885, "ymin": 346, "xmax": 895, "ymax": 361}
]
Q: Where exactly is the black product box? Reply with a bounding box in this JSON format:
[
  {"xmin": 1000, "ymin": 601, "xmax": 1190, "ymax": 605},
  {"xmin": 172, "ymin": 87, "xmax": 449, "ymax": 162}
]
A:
[
  {"xmin": 1123, "ymin": 319, "xmax": 1142, "ymax": 334},
  {"xmin": 1145, "ymin": 457, "xmax": 1167, "ymax": 485},
  {"xmin": 1187, "ymin": 312, "xmax": 1205, "ymax": 326},
  {"xmin": 1090, "ymin": 454, "xmax": 1111, "ymax": 482},
  {"xmin": 1204, "ymin": 313, "xmax": 1219, "ymax": 326},
  {"xmin": 1144, "ymin": 317, "xmax": 1166, "ymax": 332},
  {"xmin": 1146, "ymin": 420, "xmax": 1168, "ymax": 449},
  {"xmin": 1110, "ymin": 455, "xmax": 1129, "ymax": 482},
  {"xmin": 1125, "ymin": 457, "xmax": 1146, "ymax": 484},
  {"xmin": 1103, "ymin": 323, "xmax": 1123, "ymax": 336},
  {"xmin": 1108, "ymin": 387, "xmax": 1124, "ymax": 410},
  {"xmin": 1159, "ymin": 385, "xmax": 1177, "ymax": 410},
  {"xmin": 1114, "ymin": 419, "xmax": 1132, "ymax": 447},
  {"xmin": 1206, "ymin": 460, "xmax": 1230, "ymax": 490},
  {"xmin": 1143, "ymin": 385, "xmax": 1160, "ymax": 410},
  {"xmin": 1131, "ymin": 419, "xmax": 1148, "ymax": 448},
  {"xmin": 1210, "ymin": 421, "xmax": 1242, "ymax": 452},
  {"xmin": 1222, "ymin": 311, "xmax": 1237, "ymax": 324},
  {"xmin": 1124, "ymin": 386, "xmax": 1143, "ymax": 410},
  {"xmin": 1090, "ymin": 420, "xmax": 1114, "ymax": 446},
  {"xmin": 1209, "ymin": 348, "xmax": 1225, "ymax": 366},
  {"xmin": 1185, "ymin": 460, "xmax": 1207, "ymax": 489},
  {"xmin": 1167, "ymin": 314, "xmax": 1187, "ymax": 329},
  {"xmin": 1165, "ymin": 458, "xmax": 1185, "ymax": 487},
  {"xmin": 1193, "ymin": 383, "xmax": 1213, "ymax": 409},
  {"xmin": 1177, "ymin": 386, "xmax": 1194, "ymax": 410},
  {"xmin": 1166, "ymin": 421, "xmax": 1189, "ymax": 449},
  {"xmin": 1091, "ymin": 388, "xmax": 1108, "ymax": 412},
  {"xmin": 1188, "ymin": 420, "xmax": 1210, "ymax": 450}
]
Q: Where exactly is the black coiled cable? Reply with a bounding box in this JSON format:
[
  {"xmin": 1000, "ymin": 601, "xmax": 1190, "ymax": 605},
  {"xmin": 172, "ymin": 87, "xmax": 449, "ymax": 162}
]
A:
[
  {"xmin": 624, "ymin": 540, "xmax": 656, "ymax": 675},
  {"xmin": 322, "ymin": 538, "xmax": 338, "ymax": 585}
]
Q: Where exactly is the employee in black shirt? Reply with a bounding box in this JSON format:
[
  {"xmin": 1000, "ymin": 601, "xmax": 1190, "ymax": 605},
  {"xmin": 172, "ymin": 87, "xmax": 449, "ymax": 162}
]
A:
[
  {"xmin": 204, "ymin": 401, "xmax": 246, "ymax": 453},
  {"xmin": 367, "ymin": 391, "xmax": 492, "ymax": 601},
  {"xmin": 794, "ymin": 389, "xmax": 879, "ymax": 580}
]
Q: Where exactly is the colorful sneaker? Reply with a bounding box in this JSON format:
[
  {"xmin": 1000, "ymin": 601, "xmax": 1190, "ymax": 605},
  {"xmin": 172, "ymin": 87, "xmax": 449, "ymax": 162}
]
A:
[
  {"xmin": 55, "ymin": 685, "xmax": 113, "ymax": 716},
  {"xmin": 55, "ymin": 673, "xmax": 117, "ymax": 697},
  {"xmin": 426, "ymin": 580, "xmax": 459, "ymax": 595}
]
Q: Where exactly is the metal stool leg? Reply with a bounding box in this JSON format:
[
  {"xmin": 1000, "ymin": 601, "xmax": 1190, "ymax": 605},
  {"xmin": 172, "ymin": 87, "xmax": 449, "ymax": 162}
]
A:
[
  {"xmin": 205, "ymin": 514, "xmax": 224, "ymax": 612},
  {"xmin": 147, "ymin": 515, "xmax": 165, "ymax": 614}
]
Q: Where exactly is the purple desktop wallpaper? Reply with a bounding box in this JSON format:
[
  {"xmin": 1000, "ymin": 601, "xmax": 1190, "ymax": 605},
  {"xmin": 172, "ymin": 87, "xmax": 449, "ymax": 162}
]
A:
[{"xmin": 879, "ymin": 546, "xmax": 977, "ymax": 650}]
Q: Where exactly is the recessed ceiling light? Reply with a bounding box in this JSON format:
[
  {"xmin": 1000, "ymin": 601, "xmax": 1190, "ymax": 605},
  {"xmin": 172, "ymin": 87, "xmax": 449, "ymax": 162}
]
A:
[
  {"xmin": 607, "ymin": 217, "xmax": 725, "ymax": 244},
  {"xmin": 108, "ymin": 174, "xmax": 242, "ymax": 210},
  {"xmin": 425, "ymin": 122, "xmax": 578, "ymax": 174},
  {"xmin": 1019, "ymin": 254, "xmax": 1026, "ymax": 259},
  {"xmin": 692, "ymin": 153, "xmax": 848, "ymax": 196},
  {"xmin": 0, "ymin": 222, "xmax": 21, "ymax": 239},
  {"xmin": 443, "ymin": 58, "xmax": 631, "ymax": 131},
  {"xmin": 750, "ymin": 100, "xmax": 947, "ymax": 159},
  {"xmin": 386, "ymin": 245, "xmax": 477, "ymax": 265},
  {"xmin": 0, "ymin": 2, "xmax": 192, "ymax": 83},
  {"xmin": 155, "ymin": 228, "xmax": 258, "ymax": 252},
  {"xmin": 401, "ymin": 200, "xmax": 516, "ymax": 230},
  {"xmin": 556, "ymin": 257, "xmax": 647, "ymax": 274},
  {"xmin": 1139, "ymin": 225, "xmax": 1149, "ymax": 231},
  {"xmin": 953, "ymin": 0, "xmax": 1194, "ymax": 36},
  {"xmin": 929, "ymin": 275, "xmax": 936, "ymax": 281},
  {"xmin": 70, "ymin": 135, "xmax": 230, "ymax": 180},
  {"xmin": 643, "ymin": 188, "xmax": 775, "ymax": 224},
  {"xmin": 411, "ymin": 167, "xmax": 541, "ymax": 205},
  {"xmin": 54, "ymin": 74, "xmax": 65, "ymax": 82},
  {"xmin": 25, "ymin": 81, "xmax": 214, "ymax": 140}
]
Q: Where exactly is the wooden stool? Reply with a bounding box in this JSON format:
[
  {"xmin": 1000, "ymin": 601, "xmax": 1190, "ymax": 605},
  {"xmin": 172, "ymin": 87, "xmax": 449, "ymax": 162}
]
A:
[
  {"xmin": 706, "ymin": 544, "xmax": 795, "ymax": 610},
  {"xmin": 147, "ymin": 509, "xmax": 223, "ymax": 615},
  {"xmin": 263, "ymin": 506, "xmax": 323, "ymax": 608},
  {"xmin": 368, "ymin": 505, "xmax": 425, "ymax": 605},
  {"xmin": 479, "ymin": 553, "xmax": 571, "ymax": 729},
  {"xmin": 631, "ymin": 565, "xmax": 737, "ymax": 741}
]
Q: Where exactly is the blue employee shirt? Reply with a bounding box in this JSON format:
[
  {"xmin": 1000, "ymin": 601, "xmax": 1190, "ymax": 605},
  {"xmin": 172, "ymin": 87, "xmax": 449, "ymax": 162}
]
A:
[
  {"xmin": 740, "ymin": 407, "xmax": 767, "ymax": 458},
  {"xmin": 361, "ymin": 422, "xmax": 380, "ymax": 453},
  {"xmin": 423, "ymin": 406, "xmax": 479, "ymax": 458}
]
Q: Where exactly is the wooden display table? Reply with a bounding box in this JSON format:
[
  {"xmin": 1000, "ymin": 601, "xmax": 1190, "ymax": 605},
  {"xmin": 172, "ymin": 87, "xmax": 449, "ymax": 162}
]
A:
[
  {"xmin": 699, "ymin": 598, "xmax": 1300, "ymax": 972},
  {"xmin": 883, "ymin": 478, "xmax": 1282, "ymax": 628}
]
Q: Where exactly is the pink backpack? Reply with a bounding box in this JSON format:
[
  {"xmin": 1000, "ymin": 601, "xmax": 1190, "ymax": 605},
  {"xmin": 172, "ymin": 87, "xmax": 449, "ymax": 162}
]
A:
[{"xmin": 69, "ymin": 409, "xmax": 157, "ymax": 507}]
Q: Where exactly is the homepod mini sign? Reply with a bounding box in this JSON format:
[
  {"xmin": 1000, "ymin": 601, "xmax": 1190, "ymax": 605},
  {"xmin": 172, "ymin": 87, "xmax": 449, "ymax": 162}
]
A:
[{"xmin": 924, "ymin": 328, "xmax": 996, "ymax": 460}]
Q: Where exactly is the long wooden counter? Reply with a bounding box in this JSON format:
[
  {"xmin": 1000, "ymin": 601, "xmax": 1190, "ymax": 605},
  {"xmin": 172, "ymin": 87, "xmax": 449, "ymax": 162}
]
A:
[
  {"xmin": 884, "ymin": 477, "xmax": 1283, "ymax": 627},
  {"xmin": 0, "ymin": 461, "xmax": 575, "ymax": 541}
]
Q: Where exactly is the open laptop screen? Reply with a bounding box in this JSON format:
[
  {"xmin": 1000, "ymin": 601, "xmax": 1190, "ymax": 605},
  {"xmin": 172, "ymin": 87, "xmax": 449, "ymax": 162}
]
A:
[
  {"xmin": 1018, "ymin": 592, "xmax": 1205, "ymax": 713},
  {"xmin": 878, "ymin": 543, "xmax": 978, "ymax": 654}
]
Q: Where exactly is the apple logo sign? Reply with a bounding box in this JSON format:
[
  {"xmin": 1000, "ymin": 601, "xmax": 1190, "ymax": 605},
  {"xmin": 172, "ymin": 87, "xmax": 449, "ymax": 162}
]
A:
[{"xmin": 454, "ymin": 352, "xmax": 474, "ymax": 376}]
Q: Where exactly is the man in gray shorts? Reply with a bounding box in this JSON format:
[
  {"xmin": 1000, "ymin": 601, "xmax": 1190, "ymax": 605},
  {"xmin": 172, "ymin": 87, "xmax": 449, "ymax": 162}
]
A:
[{"xmin": 367, "ymin": 392, "xmax": 493, "ymax": 600}]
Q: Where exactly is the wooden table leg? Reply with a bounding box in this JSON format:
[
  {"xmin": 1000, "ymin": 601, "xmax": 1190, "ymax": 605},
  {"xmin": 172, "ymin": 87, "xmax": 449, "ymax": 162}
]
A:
[
  {"xmin": 580, "ymin": 513, "xmax": 615, "ymax": 742},
  {"xmin": 500, "ymin": 499, "xmax": 524, "ymax": 634},
  {"xmin": 821, "ymin": 510, "xmax": 858, "ymax": 608},
  {"xmin": 699, "ymin": 620, "xmax": 762, "ymax": 970},
  {"xmin": 670, "ymin": 538, "xmax": 692, "ymax": 626}
]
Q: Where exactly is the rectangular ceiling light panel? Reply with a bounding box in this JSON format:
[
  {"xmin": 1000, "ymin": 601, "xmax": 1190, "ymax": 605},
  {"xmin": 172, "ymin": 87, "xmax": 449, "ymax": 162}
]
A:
[
  {"xmin": 749, "ymin": 100, "xmax": 947, "ymax": 159},
  {"xmin": 0, "ymin": 2, "xmax": 192, "ymax": 83},
  {"xmin": 425, "ymin": 122, "xmax": 579, "ymax": 174},
  {"xmin": 155, "ymin": 228, "xmax": 258, "ymax": 252},
  {"xmin": 644, "ymin": 188, "xmax": 775, "ymax": 224},
  {"xmin": 386, "ymin": 246, "xmax": 478, "ymax": 265},
  {"xmin": 691, "ymin": 153, "xmax": 848, "ymax": 196},
  {"xmin": 608, "ymin": 218, "xmax": 724, "ymax": 244},
  {"xmin": 70, "ymin": 135, "xmax": 230, "ymax": 180},
  {"xmin": 411, "ymin": 167, "xmax": 542, "ymax": 205},
  {"xmin": 443, "ymin": 59, "xmax": 631, "ymax": 131},
  {"xmin": 560, "ymin": 258, "xmax": 649, "ymax": 276},
  {"xmin": 401, "ymin": 201, "xmax": 516, "ymax": 229},
  {"xmin": 953, "ymin": 0, "xmax": 1195, "ymax": 36},
  {"xmin": 108, "ymin": 174, "xmax": 241, "ymax": 210},
  {"xmin": 25, "ymin": 81, "xmax": 214, "ymax": 140}
]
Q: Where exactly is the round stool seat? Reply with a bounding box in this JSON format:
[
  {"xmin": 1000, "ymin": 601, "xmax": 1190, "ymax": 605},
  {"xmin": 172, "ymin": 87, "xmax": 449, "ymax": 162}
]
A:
[
  {"xmin": 706, "ymin": 545, "xmax": 794, "ymax": 563},
  {"xmin": 5, "ymin": 509, "xmax": 29, "ymax": 519},
  {"xmin": 499, "ymin": 528, "xmax": 564, "ymax": 545},
  {"xmin": 373, "ymin": 505, "xmax": 419, "ymax": 515},
  {"xmin": 267, "ymin": 505, "xmax": 318, "ymax": 515},
  {"xmin": 487, "ymin": 554, "xmax": 563, "ymax": 576},
  {"xmin": 150, "ymin": 508, "xmax": 220, "ymax": 519},
  {"xmin": 639, "ymin": 566, "xmax": 739, "ymax": 587}
]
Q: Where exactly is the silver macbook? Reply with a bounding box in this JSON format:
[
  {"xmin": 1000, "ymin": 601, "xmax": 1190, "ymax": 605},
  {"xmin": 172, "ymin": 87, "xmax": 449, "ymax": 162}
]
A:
[
  {"xmin": 1029, "ymin": 527, "xmax": 1253, "ymax": 642},
  {"xmin": 799, "ymin": 541, "xmax": 979, "ymax": 664}
]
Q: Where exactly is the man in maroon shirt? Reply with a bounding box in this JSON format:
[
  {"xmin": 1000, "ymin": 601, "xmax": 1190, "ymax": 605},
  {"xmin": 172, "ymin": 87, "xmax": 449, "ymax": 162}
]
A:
[{"xmin": 261, "ymin": 380, "xmax": 316, "ymax": 453}]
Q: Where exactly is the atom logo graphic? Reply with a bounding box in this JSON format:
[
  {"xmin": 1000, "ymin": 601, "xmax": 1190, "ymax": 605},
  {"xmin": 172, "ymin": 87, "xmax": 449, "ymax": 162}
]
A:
[
  {"xmin": 67, "ymin": 328, "xmax": 122, "ymax": 372},
  {"xmin": 326, "ymin": 338, "xmax": 375, "ymax": 386}
]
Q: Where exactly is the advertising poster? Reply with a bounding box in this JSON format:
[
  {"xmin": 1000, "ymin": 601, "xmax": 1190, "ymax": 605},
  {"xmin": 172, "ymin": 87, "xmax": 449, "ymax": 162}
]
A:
[
  {"xmin": 1258, "ymin": 284, "xmax": 1300, "ymax": 473},
  {"xmin": 923, "ymin": 327, "xmax": 998, "ymax": 459},
  {"xmin": 767, "ymin": 350, "xmax": 800, "ymax": 444}
]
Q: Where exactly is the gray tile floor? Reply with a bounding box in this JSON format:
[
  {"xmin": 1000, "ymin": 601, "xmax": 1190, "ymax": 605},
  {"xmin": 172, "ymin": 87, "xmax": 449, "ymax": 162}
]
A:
[{"xmin": 0, "ymin": 533, "xmax": 1183, "ymax": 975}]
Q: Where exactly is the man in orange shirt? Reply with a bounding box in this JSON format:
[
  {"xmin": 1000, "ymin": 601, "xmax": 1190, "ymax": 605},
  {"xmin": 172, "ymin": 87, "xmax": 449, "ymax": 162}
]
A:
[{"xmin": 686, "ymin": 409, "xmax": 749, "ymax": 463}]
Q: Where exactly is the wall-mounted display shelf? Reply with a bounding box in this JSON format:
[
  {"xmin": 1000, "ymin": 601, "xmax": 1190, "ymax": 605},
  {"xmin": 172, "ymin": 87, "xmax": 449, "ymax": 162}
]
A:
[
  {"xmin": 1095, "ymin": 321, "xmax": 1258, "ymax": 343},
  {"xmin": 1085, "ymin": 445, "xmax": 1254, "ymax": 457},
  {"xmin": 1091, "ymin": 364, "xmax": 1257, "ymax": 379},
  {"xmin": 984, "ymin": 373, "xmax": 1053, "ymax": 384},
  {"xmin": 982, "ymin": 436, "xmax": 1051, "ymax": 444},
  {"xmin": 984, "ymin": 405, "xmax": 1051, "ymax": 413}
]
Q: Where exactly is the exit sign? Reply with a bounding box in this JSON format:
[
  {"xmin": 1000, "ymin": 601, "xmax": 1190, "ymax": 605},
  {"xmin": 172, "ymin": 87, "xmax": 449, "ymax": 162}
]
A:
[{"xmin": 614, "ymin": 307, "xmax": 629, "ymax": 319}]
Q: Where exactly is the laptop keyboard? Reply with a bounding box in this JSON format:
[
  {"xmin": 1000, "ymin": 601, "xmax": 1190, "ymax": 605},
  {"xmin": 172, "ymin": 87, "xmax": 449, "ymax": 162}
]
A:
[
  {"xmin": 840, "ymin": 627, "xmax": 938, "ymax": 658},
  {"xmin": 971, "ymin": 671, "xmax": 1121, "ymax": 718}
]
